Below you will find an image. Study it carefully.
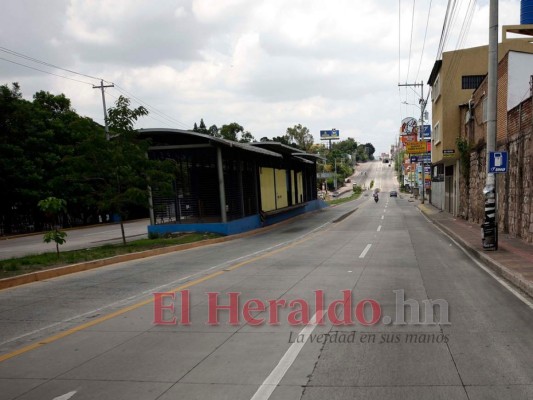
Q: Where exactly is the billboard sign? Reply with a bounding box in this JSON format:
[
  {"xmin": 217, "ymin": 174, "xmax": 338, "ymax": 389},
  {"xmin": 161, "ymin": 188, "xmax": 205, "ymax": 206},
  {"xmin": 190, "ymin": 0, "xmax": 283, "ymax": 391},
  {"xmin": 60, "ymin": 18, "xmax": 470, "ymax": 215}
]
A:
[
  {"xmin": 400, "ymin": 117, "xmax": 418, "ymax": 136},
  {"xmin": 401, "ymin": 133, "xmax": 418, "ymax": 144},
  {"xmin": 320, "ymin": 129, "xmax": 340, "ymax": 140},
  {"xmin": 406, "ymin": 141, "xmax": 427, "ymax": 154}
]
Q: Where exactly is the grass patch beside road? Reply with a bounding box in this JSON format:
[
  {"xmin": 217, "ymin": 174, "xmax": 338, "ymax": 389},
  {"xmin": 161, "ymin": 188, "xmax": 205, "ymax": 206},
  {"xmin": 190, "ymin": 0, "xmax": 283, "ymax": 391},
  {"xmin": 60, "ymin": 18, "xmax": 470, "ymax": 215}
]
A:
[
  {"xmin": 0, "ymin": 233, "xmax": 220, "ymax": 279},
  {"xmin": 326, "ymin": 191, "xmax": 363, "ymax": 206}
]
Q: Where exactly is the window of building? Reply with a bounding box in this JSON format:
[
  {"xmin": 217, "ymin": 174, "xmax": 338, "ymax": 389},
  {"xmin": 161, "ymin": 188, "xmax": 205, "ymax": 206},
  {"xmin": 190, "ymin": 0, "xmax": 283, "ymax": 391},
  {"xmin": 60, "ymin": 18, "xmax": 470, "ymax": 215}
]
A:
[
  {"xmin": 433, "ymin": 122, "xmax": 440, "ymax": 143},
  {"xmin": 482, "ymin": 97, "xmax": 488, "ymax": 123},
  {"xmin": 461, "ymin": 75, "xmax": 485, "ymax": 89},
  {"xmin": 431, "ymin": 75, "xmax": 441, "ymax": 102}
]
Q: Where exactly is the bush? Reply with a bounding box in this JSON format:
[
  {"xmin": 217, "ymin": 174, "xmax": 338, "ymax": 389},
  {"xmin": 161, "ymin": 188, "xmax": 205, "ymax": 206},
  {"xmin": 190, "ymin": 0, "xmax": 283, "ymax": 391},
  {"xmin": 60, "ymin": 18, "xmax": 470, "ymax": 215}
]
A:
[{"xmin": 148, "ymin": 231, "xmax": 160, "ymax": 239}]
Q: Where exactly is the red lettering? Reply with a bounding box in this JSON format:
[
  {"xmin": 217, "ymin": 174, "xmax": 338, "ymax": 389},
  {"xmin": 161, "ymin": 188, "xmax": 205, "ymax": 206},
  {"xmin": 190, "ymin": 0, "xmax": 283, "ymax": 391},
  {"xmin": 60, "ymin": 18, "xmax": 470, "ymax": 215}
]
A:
[
  {"xmin": 180, "ymin": 290, "xmax": 190, "ymax": 325},
  {"xmin": 153, "ymin": 292, "xmax": 177, "ymax": 325},
  {"xmin": 268, "ymin": 299, "xmax": 287, "ymax": 325},
  {"xmin": 327, "ymin": 290, "xmax": 354, "ymax": 325},
  {"xmin": 207, "ymin": 292, "xmax": 240, "ymax": 325},
  {"xmin": 288, "ymin": 299, "xmax": 310, "ymax": 325},
  {"xmin": 355, "ymin": 299, "xmax": 381, "ymax": 326},
  {"xmin": 314, "ymin": 290, "xmax": 325, "ymax": 325},
  {"xmin": 243, "ymin": 299, "xmax": 266, "ymax": 325}
]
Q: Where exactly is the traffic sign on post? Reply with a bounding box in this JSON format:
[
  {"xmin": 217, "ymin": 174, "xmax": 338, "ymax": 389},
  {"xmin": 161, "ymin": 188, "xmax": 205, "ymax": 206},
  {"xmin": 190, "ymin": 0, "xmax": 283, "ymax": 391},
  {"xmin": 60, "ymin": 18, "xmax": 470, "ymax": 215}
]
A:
[{"xmin": 489, "ymin": 151, "xmax": 508, "ymax": 173}]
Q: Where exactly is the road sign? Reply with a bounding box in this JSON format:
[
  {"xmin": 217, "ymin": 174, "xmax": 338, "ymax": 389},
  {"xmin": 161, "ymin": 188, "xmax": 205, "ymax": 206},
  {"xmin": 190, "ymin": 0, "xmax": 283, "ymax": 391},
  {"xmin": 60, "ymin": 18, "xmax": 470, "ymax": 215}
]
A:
[
  {"xmin": 406, "ymin": 141, "xmax": 427, "ymax": 154},
  {"xmin": 489, "ymin": 151, "xmax": 508, "ymax": 173},
  {"xmin": 320, "ymin": 129, "xmax": 340, "ymax": 139},
  {"xmin": 421, "ymin": 125, "xmax": 431, "ymax": 140}
]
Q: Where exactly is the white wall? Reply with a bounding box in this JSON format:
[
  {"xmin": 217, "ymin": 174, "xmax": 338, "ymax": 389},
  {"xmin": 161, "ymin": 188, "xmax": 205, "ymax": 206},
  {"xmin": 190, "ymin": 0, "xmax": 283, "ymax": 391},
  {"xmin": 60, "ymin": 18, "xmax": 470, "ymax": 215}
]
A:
[
  {"xmin": 431, "ymin": 181, "xmax": 445, "ymax": 210},
  {"xmin": 507, "ymin": 52, "xmax": 533, "ymax": 110}
]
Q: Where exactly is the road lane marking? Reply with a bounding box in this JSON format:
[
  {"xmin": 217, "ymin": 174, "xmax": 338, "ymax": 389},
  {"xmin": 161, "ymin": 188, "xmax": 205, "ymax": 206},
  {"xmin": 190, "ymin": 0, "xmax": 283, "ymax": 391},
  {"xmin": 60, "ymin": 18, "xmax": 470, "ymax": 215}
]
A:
[
  {"xmin": 381, "ymin": 215, "xmax": 384, "ymax": 220},
  {"xmin": 53, "ymin": 391, "xmax": 77, "ymax": 400},
  {"xmin": 250, "ymin": 312, "xmax": 320, "ymax": 400},
  {"xmin": 359, "ymin": 244, "xmax": 372, "ymax": 258},
  {"xmin": 0, "ymin": 221, "xmax": 331, "ymax": 363},
  {"xmin": 377, "ymin": 225, "xmax": 382, "ymax": 232}
]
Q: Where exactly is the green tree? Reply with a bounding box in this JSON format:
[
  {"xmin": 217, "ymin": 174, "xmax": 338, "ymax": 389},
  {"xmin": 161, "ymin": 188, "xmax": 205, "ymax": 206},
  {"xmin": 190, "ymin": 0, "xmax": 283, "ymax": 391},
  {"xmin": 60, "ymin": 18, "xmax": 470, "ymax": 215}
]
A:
[
  {"xmin": 239, "ymin": 131, "xmax": 255, "ymax": 143},
  {"xmin": 270, "ymin": 135, "xmax": 291, "ymax": 145},
  {"xmin": 38, "ymin": 197, "xmax": 67, "ymax": 256},
  {"xmin": 71, "ymin": 96, "xmax": 175, "ymax": 244},
  {"xmin": 364, "ymin": 143, "xmax": 376, "ymax": 160},
  {"xmin": 286, "ymin": 124, "xmax": 314, "ymax": 151},
  {"xmin": 198, "ymin": 118, "xmax": 208, "ymax": 134},
  {"xmin": 208, "ymin": 124, "xmax": 219, "ymax": 137},
  {"xmin": 220, "ymin": 122, "xmax": 244, "ymax": 141}
]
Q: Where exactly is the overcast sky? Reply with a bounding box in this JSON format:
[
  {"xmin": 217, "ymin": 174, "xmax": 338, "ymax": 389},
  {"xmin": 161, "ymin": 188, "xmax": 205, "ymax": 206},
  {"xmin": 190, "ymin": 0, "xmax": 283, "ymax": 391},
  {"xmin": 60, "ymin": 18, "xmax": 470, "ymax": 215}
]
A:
[{"xmin": 0, "ymin": 0, "xmax": 526, "ymax": 154}]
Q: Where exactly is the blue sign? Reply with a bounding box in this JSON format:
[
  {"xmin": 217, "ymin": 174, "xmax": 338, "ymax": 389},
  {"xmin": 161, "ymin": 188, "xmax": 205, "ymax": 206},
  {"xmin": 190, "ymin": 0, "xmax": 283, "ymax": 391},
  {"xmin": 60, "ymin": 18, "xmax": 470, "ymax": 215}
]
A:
[
  {"xmin": 410, "ymin": 156, "xmax": 418, "ymax": 162},
  {"xmin": 489, "ymin": 151, "xmax": 508, "ymax": 173},
  {"xmin": 421, "ymin": 125, "xmax": 431, "ymax": 140},
  {"xmin": 320, "ymin": 129, "xmax": 340, "ymax": 139}
]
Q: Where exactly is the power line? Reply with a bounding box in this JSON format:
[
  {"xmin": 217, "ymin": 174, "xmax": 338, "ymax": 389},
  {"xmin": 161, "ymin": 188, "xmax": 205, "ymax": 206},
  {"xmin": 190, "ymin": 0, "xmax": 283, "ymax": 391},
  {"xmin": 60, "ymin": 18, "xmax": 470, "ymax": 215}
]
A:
[
  {"xmin": 0, "ymin": 56, "xmax": 95, "ymax": 86},
  {"xmin": 405, "ymin": 0, "xmax": 417, "ymax": 82},
  {"xmin": 1, "ymin": 46, "xmax": 192, "ymax": 130},
  {"xmin": 414, "ymin": 0, "xmax": 433, "ymax": 83},
  {"xmin": 0, "ymin": 46, "xmax": 104, "ymax": 82},
  {"xmin": 399, "ymin": 0, "xmax": 402, "ymax": 84},
  {"xmin": 113, "ymin": 84, "xmax": 190, "ymax": 129}
]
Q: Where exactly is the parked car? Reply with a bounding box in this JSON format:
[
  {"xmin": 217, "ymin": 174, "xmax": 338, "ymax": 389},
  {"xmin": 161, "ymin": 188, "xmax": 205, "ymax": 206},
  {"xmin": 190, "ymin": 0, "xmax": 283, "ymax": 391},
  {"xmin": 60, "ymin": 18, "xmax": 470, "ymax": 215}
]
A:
[{"xmin": 390, "ymin": 191, "xmax": 398, "ymax": 197}]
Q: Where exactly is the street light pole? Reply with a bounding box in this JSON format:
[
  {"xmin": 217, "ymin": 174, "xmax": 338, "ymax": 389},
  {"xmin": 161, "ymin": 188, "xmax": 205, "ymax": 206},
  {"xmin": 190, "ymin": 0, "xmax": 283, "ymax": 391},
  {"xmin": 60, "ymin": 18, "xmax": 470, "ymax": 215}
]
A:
[{"xmin": 482, "ymin": 0, "xmax": 499, "ymax": 250}]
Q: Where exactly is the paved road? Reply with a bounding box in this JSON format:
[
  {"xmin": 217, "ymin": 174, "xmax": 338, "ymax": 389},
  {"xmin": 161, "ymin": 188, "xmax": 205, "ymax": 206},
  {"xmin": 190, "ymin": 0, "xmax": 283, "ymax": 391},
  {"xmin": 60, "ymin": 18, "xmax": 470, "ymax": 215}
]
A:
[
  {"xmin": 0, "ymin": 219, "xmax": 150, "ymax": 260},
  {"xmin": 335, "ymin": 160, "xmax": 393, "ymax": 199},
  {"xmin": 0, "ymin": 165, "xmax": 531, "ymax": 400}
]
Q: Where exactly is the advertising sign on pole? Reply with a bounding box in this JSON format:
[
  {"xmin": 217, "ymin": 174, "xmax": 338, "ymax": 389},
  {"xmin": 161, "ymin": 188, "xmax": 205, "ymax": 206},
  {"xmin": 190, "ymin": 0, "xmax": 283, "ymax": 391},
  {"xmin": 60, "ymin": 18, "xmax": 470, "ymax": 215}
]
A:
[
  {"xmin": 400, "ymin": 117, "xmax": 418, "ymax": 136},
  {"xmin": 320, "ymin": 129, "xmax": 340, "ymax": 140},
  {"xmin": 421, "ymin": 125, "xmax": 431, "ymax": 140},
  {"xmin": 406, "ymin": 141, "xmax": 427, "ymax": 154}
]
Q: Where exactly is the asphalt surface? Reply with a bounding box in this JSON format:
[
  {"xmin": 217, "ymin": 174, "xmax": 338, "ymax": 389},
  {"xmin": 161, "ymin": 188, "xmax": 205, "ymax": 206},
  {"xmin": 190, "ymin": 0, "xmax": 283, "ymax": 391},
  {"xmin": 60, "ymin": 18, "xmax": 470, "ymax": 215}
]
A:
[
  {"xmin": 0, "ymin": 220, "xmax": 150, "ymax": 260},
  {"xmin": 0, "ymin": 162, "xmax": 532, "ymax": 400}
]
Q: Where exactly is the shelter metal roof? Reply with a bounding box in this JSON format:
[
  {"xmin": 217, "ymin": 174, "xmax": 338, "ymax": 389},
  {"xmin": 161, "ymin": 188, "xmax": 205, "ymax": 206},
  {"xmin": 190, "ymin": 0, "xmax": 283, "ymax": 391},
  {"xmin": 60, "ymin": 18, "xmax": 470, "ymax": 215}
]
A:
[
  {"xmin": 139, "ymin": 128, "xmax": 282, "ymax": 158},
  {"xmin": 291, "ymin": 152, "xmax": 327, "ymax": 161},
  {"xmin": 250, "ymin": 141, "xmax": 305, "ymax": 156}
]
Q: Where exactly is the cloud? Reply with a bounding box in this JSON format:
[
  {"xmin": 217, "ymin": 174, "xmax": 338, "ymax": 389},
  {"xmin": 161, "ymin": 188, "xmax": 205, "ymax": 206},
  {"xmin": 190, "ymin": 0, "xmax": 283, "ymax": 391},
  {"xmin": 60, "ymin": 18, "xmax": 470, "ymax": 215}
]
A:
[{"xmin": 0, "ymin": 0, "xmax": 527, "ymax": 155}]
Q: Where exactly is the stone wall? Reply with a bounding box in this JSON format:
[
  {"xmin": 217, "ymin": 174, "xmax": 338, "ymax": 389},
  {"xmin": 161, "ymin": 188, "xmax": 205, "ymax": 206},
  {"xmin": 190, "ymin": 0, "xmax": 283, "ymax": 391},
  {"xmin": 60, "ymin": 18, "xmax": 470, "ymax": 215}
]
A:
[{"xmin": 464, "ymin": 97, "xmax": 533, "ymax": 243}]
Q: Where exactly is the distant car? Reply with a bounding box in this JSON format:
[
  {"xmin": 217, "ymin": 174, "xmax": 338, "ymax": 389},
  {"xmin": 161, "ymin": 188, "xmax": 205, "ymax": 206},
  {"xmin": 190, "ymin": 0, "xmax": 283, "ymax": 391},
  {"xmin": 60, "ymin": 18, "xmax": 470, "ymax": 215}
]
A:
[{"xmin": 390, "ymin": 191, "xmax": 398, "ymax": 197}]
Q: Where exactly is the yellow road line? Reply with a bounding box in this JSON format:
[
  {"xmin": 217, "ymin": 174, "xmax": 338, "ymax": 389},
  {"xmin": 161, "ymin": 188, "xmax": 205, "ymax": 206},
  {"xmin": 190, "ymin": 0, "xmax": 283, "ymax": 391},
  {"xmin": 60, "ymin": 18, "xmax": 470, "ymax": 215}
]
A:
[{"xmin": 0, "ymin": 230, "xmax": 322, "ymax": 363}]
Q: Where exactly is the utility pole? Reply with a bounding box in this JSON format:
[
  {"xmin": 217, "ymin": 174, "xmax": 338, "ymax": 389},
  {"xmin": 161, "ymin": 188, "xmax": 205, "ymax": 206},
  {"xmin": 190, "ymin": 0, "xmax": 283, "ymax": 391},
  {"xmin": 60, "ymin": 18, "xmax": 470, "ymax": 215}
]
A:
[
  {"xmin": 482, "ymin": 0, "xmax": 499, "ymax": 249},
  {"xmin": 93, "ymin": 79, "xmax": 114, "ymax": 140},
  {"xmin": 398, "ymin": 81, "xmax": 427, "ymax": 203}
]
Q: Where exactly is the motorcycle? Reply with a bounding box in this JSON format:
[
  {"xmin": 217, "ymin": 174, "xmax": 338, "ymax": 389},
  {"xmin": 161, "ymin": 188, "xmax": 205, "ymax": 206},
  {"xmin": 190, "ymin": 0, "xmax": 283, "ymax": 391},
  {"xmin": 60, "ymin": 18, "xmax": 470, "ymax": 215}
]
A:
[{"xmin": 373, "ymin": 194, "xmax": 379, "ymax": 203}]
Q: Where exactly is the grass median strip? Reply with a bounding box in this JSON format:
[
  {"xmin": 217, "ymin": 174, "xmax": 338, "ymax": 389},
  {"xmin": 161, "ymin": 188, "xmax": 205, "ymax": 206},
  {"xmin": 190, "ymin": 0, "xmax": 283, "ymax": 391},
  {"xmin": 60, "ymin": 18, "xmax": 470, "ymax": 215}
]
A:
[
  {"xmin": 0, "ymin": 233, "xmax": 220, "ymax": 279},
  {"xmin": 326, "ymin": 191, "xmax": 362, "ymax": 206}
]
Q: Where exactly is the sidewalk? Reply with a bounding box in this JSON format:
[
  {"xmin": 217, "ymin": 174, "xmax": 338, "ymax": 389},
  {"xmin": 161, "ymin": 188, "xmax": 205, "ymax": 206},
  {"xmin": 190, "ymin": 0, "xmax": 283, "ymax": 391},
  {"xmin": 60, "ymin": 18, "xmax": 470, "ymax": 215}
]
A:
[{"xmin": 417, "ymin": 200, "xmax": 533, "ymax": 299}]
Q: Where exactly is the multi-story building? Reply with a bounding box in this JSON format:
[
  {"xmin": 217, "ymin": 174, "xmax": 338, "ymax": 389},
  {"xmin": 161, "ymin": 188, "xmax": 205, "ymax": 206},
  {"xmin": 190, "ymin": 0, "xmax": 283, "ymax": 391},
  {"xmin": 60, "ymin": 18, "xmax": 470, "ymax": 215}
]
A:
[{"xmin": 427, "ymin": 25, "xmax": 533, "ymax": 214}]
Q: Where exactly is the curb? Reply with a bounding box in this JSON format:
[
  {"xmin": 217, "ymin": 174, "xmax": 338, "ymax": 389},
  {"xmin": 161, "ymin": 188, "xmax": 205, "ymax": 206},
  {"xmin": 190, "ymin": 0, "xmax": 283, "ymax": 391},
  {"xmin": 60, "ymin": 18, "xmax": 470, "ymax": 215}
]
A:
[
  {"xmin": 0, "ymin": 208, "xmax": 327, "ymax": 291},
  {"xmin": 418, "ymin": 206, "xmax": 533, "ymax": 299},
  {"xmin": 0, "ymin": 235, "xmax": 234, "ymax": 290}
]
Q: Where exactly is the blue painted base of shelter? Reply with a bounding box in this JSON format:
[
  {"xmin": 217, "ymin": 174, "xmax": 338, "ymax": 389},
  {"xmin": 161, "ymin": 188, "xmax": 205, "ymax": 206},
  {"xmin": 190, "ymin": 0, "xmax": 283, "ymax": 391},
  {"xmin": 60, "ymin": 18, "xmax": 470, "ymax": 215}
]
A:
[{"xmin": 147, "ymin": 199, "xmax": 328, "ymax": 236}]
